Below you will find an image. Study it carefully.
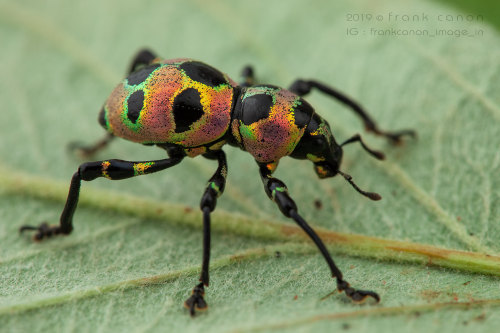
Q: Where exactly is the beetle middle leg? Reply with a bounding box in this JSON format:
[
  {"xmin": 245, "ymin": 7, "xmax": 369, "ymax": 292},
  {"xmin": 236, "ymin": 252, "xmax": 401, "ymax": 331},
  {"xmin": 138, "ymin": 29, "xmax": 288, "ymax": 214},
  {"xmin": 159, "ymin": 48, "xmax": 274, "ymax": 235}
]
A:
[
  {"xmin": 184, "ymin": 150, "xmax": 227, "ymax": 316},
  {"xmin": 288, "ymin": 79, "xmax": 415, "ymax": 143},
  {"xmin": 257, "ymin": 162, "xmax": 380, "ymax": 303}
]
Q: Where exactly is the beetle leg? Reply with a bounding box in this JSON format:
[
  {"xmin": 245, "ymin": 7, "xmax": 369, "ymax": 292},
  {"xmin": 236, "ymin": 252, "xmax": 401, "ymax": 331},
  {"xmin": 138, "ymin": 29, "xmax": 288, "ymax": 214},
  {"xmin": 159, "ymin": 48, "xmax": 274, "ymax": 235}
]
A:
[
  {"xmin": 257, "ymin": 162, "xmax": 380, "ymax": 304},
  {"xmin": 67, "ymin": 133, "xmax": 115, "ymax": 158},
  {"xmin": 340, "ymin": 133, "xmax": 385, "ymax": 160},
  {"xmin": 20, "ymin": 155, "xmax": 184, "ymax": 241},
  {"xmin": 240, "ymin": 65, "xmax": 255, "ymax": 87},
  {"xmin": 288, "ymin": 79, "xmax": 415, "ymax": 144},
  {"xmin": 128, "ymin": 49, "xmax": 158, "ymax": 74},
  {"xmin": 184, "ymin": 150, "xmax": 228, "ymax": 316},
  {"xmin": 68, "ymin": 49, "xmax": 159, "ymax": 157}
]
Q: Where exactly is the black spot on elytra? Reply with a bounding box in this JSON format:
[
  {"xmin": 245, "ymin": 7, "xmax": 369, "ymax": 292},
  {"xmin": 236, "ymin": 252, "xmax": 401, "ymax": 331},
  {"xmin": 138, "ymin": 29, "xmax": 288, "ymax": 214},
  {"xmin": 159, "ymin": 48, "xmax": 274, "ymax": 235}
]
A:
[
  {"xmin": 98, "ymin": 106, "xmax": 107, "ymax": 129},
  {"xmin": 127, "ymin": 90, "xmax": 144, "ymax": 124},
  {"xmin": 241, "ymin": 93, "xmax": 273, "ymax": 125},
  {"xmin": 172, "ymin": 88, "xmax": 204, "ymax": 133},
  {"xmin": 293, "ymin": 98, "xmax": 314, "ymax": 129},
  {"xmin": 127, "ymin": 64, "xmax": 161, "ymax": 86},
  {"xmin": 180, "ymin": 61, "xmax": 227, "ymax": 87}
]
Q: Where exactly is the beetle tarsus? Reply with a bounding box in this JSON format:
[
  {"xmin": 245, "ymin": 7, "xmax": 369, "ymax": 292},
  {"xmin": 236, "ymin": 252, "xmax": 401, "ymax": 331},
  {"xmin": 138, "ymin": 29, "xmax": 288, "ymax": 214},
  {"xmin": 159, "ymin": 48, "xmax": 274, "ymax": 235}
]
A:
[
  {"xmin": 337, "ymin": 279, "xmax": 380, "ymax": 303},
  {"xmin": 19, "ymin": 222, "xmax": 71, "ymax": 241},
  {"xmin": 184, "ymin": 283, "xmax": 208, "ymax": 316}
]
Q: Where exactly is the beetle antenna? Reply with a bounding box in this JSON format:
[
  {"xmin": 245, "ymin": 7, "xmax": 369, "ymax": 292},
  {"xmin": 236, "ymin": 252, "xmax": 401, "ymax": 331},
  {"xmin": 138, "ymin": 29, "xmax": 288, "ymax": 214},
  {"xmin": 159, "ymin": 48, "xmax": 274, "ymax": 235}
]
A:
[
  {"xmin": 340, "ymin": 134, "xmax": 385, "ymax": 160},
  {"xmin": 338, "ymin": 170, "xmax": 381, "ymax": 201}
]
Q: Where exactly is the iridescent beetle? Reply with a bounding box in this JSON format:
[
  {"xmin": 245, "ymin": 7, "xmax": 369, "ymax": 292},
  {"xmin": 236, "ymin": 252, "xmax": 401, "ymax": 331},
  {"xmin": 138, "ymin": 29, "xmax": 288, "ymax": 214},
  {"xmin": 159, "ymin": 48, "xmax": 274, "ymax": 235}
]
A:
[{"xmin": 21, "ymin": 49, "xmax": 414, "ymax": 316}]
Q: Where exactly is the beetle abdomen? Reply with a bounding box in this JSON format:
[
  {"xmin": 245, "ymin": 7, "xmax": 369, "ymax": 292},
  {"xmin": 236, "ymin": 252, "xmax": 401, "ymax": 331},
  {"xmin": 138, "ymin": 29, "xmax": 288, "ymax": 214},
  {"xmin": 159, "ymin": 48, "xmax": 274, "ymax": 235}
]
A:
[
  {"xmin": 101, "ymin": 59, "xmax": 237, "ymax": 148},
  {"xmin": 231, "ymin": 85, "xmax": 314, "ymax": 163}
]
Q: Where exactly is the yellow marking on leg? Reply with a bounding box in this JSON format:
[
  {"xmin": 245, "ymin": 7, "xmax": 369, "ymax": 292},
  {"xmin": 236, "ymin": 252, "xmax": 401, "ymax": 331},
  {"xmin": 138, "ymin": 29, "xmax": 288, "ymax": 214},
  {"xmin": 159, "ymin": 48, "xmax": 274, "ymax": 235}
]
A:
[
  {"xmin": 133, "ymin": 162, "xmax": 155, "ymax": 176},
  {"xmin": 101, "ymin": 161, "xmax": 111, "ymax": 179}
]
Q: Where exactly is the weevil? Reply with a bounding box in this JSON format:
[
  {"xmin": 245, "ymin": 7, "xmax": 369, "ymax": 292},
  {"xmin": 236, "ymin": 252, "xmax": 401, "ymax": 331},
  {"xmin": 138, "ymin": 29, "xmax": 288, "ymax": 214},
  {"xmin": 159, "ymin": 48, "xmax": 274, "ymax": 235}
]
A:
[{"xmin": 20, "ymin": 49, "xmax": 415, "ymax": 316}]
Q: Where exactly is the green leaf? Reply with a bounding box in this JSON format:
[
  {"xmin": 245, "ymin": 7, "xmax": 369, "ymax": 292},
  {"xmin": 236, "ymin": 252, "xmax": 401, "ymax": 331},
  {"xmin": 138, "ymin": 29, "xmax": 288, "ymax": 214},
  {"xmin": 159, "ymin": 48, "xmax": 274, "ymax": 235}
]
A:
[
  {"xmin": 438, "ymin": 0, "xmax": 500, "ymax": 32},
  {"xmin": 1, "ymin": 0, "xmax": 499, "ymax": 332}
]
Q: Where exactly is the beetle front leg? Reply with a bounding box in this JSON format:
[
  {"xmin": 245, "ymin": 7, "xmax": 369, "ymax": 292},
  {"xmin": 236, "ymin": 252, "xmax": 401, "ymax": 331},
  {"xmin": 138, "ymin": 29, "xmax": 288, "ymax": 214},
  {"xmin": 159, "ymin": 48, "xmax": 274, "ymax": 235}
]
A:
[
  {"xmin": 288, "ymin": 79, "xmax": 415, "ymax": 144},
  {"xmin": 20, "ymin": 156, "xmax": 183, "ymax": 241},
  {"xmin": 257, "ymin": 163, "xmax": 380, "ymax": 303},
  {"xmin": 184, "ymin": 150, "xmax": 227, "ymax": 316}
]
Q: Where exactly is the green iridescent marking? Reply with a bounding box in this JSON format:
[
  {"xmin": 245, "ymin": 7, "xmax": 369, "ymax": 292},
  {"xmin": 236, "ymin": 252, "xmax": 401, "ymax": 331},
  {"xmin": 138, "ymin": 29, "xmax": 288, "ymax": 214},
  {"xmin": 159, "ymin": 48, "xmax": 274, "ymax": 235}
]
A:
[
  {"xmin": 322, "ymin": 123, "xmax": 333, "ymax": 145},
  {"xmin": 210, "ymin": 182, "xmax": 219, "ymax": 192},
  {"xmin": 285, "ymin": 133, "xmax": 301, "ymax": 152},
  {"xmin": 289, "ymin": 97, "xmax": 302, "ymax": 118},
  {"xmin": 133, "ymin": 162, "xmax": 155, "ymax": 176},
  {"xmin": 311, "ymin": 120, "xmax": 333, "ymax": 145},
  {"xmin": 209, "ymin": 181, "xmax": 223, "ymax": 197},
  {"xmin": 239, "ymin": 123, "xmax": 256, "ymax": 140},
  {"xmin": 124, "ymin": 64, "xmax": 164, "ymax": 88},
  {"xmin": 124, "ymin": 77, "xmax": 149, "ymax": 90},
  {"xmin": 243, "ymin": 86, "xmax": 278, "ymax": 104},
  {"xmin": 103, "ymin": 106, "xmax": 113, "ymax": 133},
  {"xmin": 306, "ymin": 154, "xmax": 325, "ymax": 162},
  {"xmin": 211, "ymin": 82, "xmax": 232, "ymax": 93},
  {"xmin": 121, "ymin": 87, "xmax": 145, "ymax": 133},
  {"xmin": 272, "ymin": 186, "xmax": 287, "ymax": 199}
]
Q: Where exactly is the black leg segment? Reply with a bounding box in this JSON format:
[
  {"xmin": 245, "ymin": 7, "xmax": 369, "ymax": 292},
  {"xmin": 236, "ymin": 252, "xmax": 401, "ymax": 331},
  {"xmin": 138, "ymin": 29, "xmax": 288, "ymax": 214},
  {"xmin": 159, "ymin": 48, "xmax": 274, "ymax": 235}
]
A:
[
  {"xmin": 240, "ymin": 65, "xmax": 255, "ymax": 87},
  {"xmin": 20, "ymin": 155, "xmax": 184, "ymax": 241},
  {"xmin": 289, "ymin": 79, "xmax": 415, "ymax": 143},
  {"xmin": 340, "ymin": 133, "xmax": 385, "ymax": 160},
  {"xmin": 257, "ymin": 163, "xmax": 380, "ymax": 303},
  {"xmin": 129, "ymin": 49, "xmax": 158, "ymax": 74},
  {"xmin": 184, "ymin": 150, "xmax": 228, "ymax": 316},
  {"xmin": 68, "ymin": 133, "xmax": 115, "ymax": 159}
]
